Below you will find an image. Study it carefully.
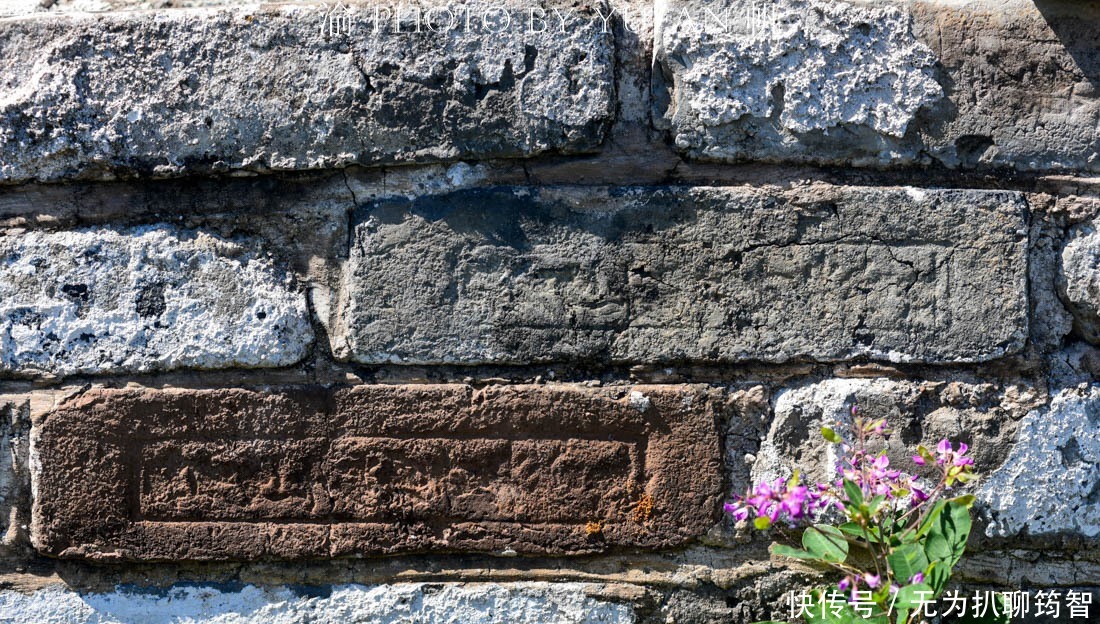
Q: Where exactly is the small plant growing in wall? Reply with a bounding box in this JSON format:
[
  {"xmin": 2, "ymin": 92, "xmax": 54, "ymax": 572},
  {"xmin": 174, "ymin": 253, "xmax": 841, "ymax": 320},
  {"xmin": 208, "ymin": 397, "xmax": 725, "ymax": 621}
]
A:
[{"xmin": 727, "ymin": 406, "xmax": 1001, "ymax": 624}]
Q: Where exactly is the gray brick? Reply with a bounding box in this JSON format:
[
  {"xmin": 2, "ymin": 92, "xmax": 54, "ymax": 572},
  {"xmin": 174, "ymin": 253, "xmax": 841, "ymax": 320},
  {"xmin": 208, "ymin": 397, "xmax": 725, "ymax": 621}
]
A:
[
  {"xmin": 0, "ymin": 1, "xmax": 614, "ymax": 183},
  {"xmin": 0, "ymin": 227, "xmax": 312, "ymax": 378},
  {"xmin": 981, "ymin": 385, "xmax": 1100, "ymax": 539},
  {"xmin": 657, "ymin": 0, "xmax": 1100, "ymax": 172},
  {"xmin": 335, "ymin": 185, "xmax": 1028, "ymax": 365}
]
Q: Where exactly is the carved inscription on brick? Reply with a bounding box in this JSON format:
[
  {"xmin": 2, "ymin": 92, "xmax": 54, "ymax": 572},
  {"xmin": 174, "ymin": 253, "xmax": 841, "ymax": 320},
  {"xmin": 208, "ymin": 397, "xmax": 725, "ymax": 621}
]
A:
[
  {"xmin": 338, "ymin": 186, "xmax": 1029, "ymax": 365},
  {"xmin": 33, "ymin": 385, "xmax": 723, "ymax": 560}
]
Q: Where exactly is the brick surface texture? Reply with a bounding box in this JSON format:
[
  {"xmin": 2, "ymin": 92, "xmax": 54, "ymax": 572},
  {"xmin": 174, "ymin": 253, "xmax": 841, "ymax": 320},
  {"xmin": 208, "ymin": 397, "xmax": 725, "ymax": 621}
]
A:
[
  {"xmin": 33, "ymin": 385, "xmax": 723, "ymax": 560},
  {"xmin": 2, "ymin": 0, "xmax": 1097, "ymax": 620}
]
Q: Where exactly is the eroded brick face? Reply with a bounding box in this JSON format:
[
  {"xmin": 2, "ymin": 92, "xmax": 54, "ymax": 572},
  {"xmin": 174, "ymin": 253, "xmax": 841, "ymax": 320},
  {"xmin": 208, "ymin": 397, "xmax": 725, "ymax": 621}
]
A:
[
  {"xmin": 337, "ymin": 185, "xmax": 1029, "ymax": 365},
  {"xmin": 0, "ymin": 1, "xmax": 614, "ymax": 184},
  {"xmin": 32, "ymin": 385, "xmax": 724, "ymax": 560}
]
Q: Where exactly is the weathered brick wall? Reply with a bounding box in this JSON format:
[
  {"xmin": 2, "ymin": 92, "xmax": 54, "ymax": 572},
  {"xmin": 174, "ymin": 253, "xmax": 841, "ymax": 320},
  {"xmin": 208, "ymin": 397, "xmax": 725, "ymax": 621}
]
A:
[{"xmin": 0, "ymin": 0, "xmax": 1097, "ymax": 621}]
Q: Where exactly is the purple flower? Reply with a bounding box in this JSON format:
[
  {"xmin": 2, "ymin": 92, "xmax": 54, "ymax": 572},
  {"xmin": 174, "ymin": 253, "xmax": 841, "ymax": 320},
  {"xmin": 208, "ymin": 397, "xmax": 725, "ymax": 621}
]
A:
[
  {"xmin": 838, "ymin": 577, "xmax": 852, "ymax": 591},
  {"xmin": 910, "ymin": 486, "xmax": 929, "ymax": 507},
  {"xmin": 935, "ymin": 439, "xmax": 975, "ymax": 468},
  {"xmin": 863, "ymin": 574, "xmax": 881, "ymax": 589},
  {"xmin": 726, "ymin": 475, "xmax": 813, "ymax": 526},
  {"xmin": 912, "ymin": 455, "xmax": 926, "ymax": 466},
  {"xmin": 724, "ymin": 501, "xmax": 750, "ymax": 521},
  {"xmin": 909, "ymin": 572, "xmax": 925, "ymax": 584}
]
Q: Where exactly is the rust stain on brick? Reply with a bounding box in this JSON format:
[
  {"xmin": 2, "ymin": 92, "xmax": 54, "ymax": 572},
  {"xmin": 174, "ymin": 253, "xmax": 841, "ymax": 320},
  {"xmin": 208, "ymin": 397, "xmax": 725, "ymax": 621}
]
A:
[{"xmin": 32, "ymin": 385, "xmax": 724, "ymax": 561}]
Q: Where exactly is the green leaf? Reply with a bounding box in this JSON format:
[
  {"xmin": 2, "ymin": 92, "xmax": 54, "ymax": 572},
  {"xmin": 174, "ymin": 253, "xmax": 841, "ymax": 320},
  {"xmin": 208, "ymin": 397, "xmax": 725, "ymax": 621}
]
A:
[
  {"xmin": 952, "ymin": 494, "xmax": 976, "ymax": 506},
  {"xmin": 913, "ymin": 500, "xmax": 947, "ymax": 539},
  {"xmin": 821, "ymin": 426, "xmax": 842, "ymax": 444},
  {"xmin": 887, "ymin": 543, "xmax": 930, "ymax": 584},
  {"xmin": 803, "ymin": 525, "xmax": 848, "ymax": 563},
  {"xmin": 925, "ymin": 560, "xmax": 952, "ymax": 595},
  {"xmin": 924, "ymin": 501, "xmax": 971, "ymax": 567},
  {"xmin": 867, "ymin": 494, "xmax": 886, "ymax": 515},
  {"xmin": 838, "ymin": 522, "xmax": 864, "ymax": 537},
  {"xmin": 838, "ymin": 522, "xmax": 881, "ymax": 543},
  {"xmin": 893, "ymin": 583, "xmax": 936, "ymax": 609},
  {"xmin": 924, "ymin": 529, "xmax": 950, "ymax": 562},
  {"xmin": 803, "ymin": 590, "xmax": 861, "ymax": 624},
  {"xmin": 753, "ymin": 516, "xmax": 772, "ymax": 530},
  {"xmin": 771, "ymin": 543, "xmax": 819, "ymax": 561},
  {"xmin": 842, "ymin": 479, "xmax": 864, "ymax": 506},
  {"xmin": 916, "ymin": 445, "xmax": 935, "ymax": 464}
]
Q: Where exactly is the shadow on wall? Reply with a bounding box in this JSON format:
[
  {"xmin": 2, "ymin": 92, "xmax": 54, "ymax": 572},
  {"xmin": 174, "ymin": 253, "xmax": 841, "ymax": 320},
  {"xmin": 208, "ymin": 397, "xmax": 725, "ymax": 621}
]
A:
[{"xmin": 1033, "ymin": 0, "xmax": 1100, "ymax": 91}]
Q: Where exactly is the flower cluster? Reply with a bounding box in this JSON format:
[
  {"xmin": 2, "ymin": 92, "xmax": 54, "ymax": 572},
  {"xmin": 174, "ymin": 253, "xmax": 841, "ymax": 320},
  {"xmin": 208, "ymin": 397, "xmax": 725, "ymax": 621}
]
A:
[
  {"xmin": 724, "ymin": 473, "xmax": 831, "ymax": 528},
  {"xmin": 838, "ymin": 448, "xmax": 909, "ymax": 497},
  {"xmin": 913, "ymin": 439, "xmax": 975, "ymax": 487},
  {"xmin": 726, "ymin": 404, "xmax": 980, "ymax": 624},
  {"xmin": 835, "ymin": 570, "xmax": 927, "ymax": 601},
  {"xmin": 833, "ymin": 443, "xmax": 935, "ymax": 510}
]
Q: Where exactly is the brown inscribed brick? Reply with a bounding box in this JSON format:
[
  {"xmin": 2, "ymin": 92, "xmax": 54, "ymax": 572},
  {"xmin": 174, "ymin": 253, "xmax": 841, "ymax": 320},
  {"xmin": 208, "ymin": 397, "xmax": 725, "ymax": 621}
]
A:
[{"xmin": 32, "ymin": 384, "xmax": 725, "ymax": 561}]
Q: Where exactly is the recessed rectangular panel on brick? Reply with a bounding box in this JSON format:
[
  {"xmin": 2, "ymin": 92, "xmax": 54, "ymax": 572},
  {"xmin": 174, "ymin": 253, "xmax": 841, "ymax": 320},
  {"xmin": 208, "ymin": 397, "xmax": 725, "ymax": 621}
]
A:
[
  {"xmin": 31, "ymin": 385, "xmax": 723, "ymax": 561},
  {"xmin": 335, "ymin": 185, "xmax": 1028, "ymax": 365}
]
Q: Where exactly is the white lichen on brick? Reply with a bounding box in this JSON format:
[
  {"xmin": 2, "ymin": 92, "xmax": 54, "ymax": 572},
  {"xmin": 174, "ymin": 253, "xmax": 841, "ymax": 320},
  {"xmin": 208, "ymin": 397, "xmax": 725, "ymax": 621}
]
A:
[
  {"xmin": 1059, "ymin": 222, "xmax": 1100, "ymax": 344},
  {"xmin": 0, "ymin": 582, "xmax": 635, "ymax": 624},
  {"xmin": 0, "ymin": 398, "xmax": 28, "ymax": 552},
  {"xmin": 980, "ymin": 386, "xmax": 1100, "ymax": 538},
  {"xmin": 752, "ymin": 378, "xmax": 867, "ymax": 487},
  {"xmin": 0, "ymin": 227, "xmax": 313, "ymax": 378},
  {"xmin": 0, "ymin": 1, "xmax": 614, "ymax": 183},
  {"xmin": 661, "ymin": 0, "xmax": 942, "ymax": 146}
]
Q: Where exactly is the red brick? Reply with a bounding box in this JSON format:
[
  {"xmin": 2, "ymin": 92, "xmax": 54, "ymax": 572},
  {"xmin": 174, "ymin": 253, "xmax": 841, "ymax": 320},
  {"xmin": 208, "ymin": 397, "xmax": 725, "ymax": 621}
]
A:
[{"xmin": 32, "ymin": 384, "xmax": 724, "ymax": 561}]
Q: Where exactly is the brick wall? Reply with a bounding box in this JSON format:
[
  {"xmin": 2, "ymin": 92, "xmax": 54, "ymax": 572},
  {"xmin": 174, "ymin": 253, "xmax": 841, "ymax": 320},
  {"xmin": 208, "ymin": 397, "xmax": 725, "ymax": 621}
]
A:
[{"xmin": 0, "ymin": 0, "xmax": 1097, "ymax": 621}]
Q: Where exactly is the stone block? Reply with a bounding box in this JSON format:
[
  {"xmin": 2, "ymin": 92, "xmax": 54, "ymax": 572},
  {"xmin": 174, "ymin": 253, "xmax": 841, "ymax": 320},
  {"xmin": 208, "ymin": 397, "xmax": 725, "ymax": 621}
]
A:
[
  {"xmin": 751, "ymin": 378, "xmax": 1043, "ymax": 490},
  {"xmin": 0, "ymin": 397, "xmax": 29, "ymax": 557},
  {"xmin": 1059, "ymin": 222, "xmax": 1100, "ymax": 344},
  {"xmin": 981, "ymin": 385, "xmax": 1100, "ymax": 539}
]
